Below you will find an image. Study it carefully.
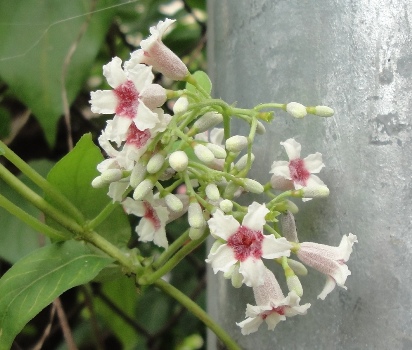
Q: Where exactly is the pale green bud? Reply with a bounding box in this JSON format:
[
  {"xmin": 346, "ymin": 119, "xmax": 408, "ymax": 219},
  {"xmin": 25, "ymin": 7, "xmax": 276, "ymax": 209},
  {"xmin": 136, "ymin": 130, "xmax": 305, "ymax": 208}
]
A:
[
  {"xmin": 188, "ymin": 202, "xmax": 205, "ymax": 229},
  {"xmin": 101, "ymin": 169, "xmax": 123, "ymax": 183},
  {"xmin": 287, "ymin": 275, "xmax": 303, "ymax": 297},
  {"xmin": 285, "ymin": 200, "xmax": 299, "ymax": 214},
  {"xmin": 256, "ymin": 121, "xmax": 266, "ymax": 134},
  {"xmin": 219, "ymin": 199, "xmax": 233, "ymax": 213},
  {"xmin": 173, "ymin": 96, "xmax": 189, "ymax": 114},
  {"xmin": 286, "ymin": 102, "xmax": 307, "ymax": 119},
  {"xmin": 234, "ymin": 153, "xmax": 255, "ymax": 171},
  {"xmin": 206, "ymin": 143, "xmax": 227, "ymax": 159},
  {"xmin": 194, "ymin": 144, "xmax": 215, "ymax": 164},
  {"xmin": 189, "ymin": 225, "xmax": 205, "ymax": 240},
  {"xmin": 193, "ymin": 111, "xmax": 223, "ymax": 133},
  {"xmin": 242, "ymin": 178, "xmax": 264, "ymax": 194},
  {"xmin": 169, "ymin": 151, "xmax": 188, "ymax": 172},
  {"xmin": 130, "ymin": 162, "xmax": 146, "ymax": 188},
  {"xmin": 146, "ymin": 153, "xmax": 165, "ymax": 174},
  {"xmin": 205, "ymin": 183, "xmax": 220, "ymax": 201},
  {"xmin": 314, "ymin": 105, "xmax": 334, "ymax": 117},
  {"xmin": 133, "ymin": 179, "xmax": 154, "ymax": 200},
  {"xmin": 287, "ymin": 259, "xmax": 308, "ymax": 276},
  {"xmin": 223, "ymin": 181, "xmax": 240, "ymax": 198},
  {"xmin": 165, "ymin": 193, "xmax": 183, "ymax": 212},
  {"xmin": 225, "ymin": 135, "xmax": 248, "ymax": 153},
  {"xmin": 91, "ymin": 176, "xmax": 106, "ymax": 188},
  {"xmin": 302, "ymin": 185, "xmax": 330, "ymax": 198}
]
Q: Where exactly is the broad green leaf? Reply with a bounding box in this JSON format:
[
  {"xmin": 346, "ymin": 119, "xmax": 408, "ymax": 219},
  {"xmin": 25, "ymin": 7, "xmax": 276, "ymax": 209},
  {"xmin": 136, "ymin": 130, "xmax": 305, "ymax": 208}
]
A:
[
  {"xmin": 186, "ymin": 71, "xmax": 212, "ymax": 99},
  {"xmin": 0, "ymin": 240, "xmax": 113, "ymax": 350},
  {"xmin": 0, "ymin": 0, "xmax": 121, "ymax": 145},
  {"xmin": 46, "ymin": 134, "xmax": 130, "ymax": 249},
  {"xmin": 0, "ymin": 159, "xmax": 55, "ymax": 264}
]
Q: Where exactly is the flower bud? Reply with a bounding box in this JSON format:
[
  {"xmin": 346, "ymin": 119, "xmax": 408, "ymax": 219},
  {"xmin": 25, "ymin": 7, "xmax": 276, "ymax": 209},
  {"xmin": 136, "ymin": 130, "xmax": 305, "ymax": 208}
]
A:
[
  {"xmin": 146, "ymin": 153, "xmax": 165, "ymax": 174},
  {"xmin": 286, "ymin": 275, "xmax": 303, "ymax": 297},
  {"xmin": 280, "ymin": 211, "xmax": 298, "ymax": 242},
  {"xmin": 270, "ymin": 174, "xmax": 294, "ymax": 191},
  {"xmin": 206, "ymin": 143, "xmax": 227, "ymax": 159},
  {"xmin": 173, "ymin": 96, "xmax": 189, "ymax": 114},
  {"xmin": 169, "ymin": 151, "xmax": 188, "ymax": 172},
  {"xmin": 194, "ymin": 144, "xmax": 215, "ymax": 164},
  {"xmin": 301, "ymin": 185, "xmax": 330, "ymax": 199},
  {"xmin": 133, "ymin": 179, "xmax": 154, "ymax": 200},
  {"xmin": 91, "ymin": 176, "xmax": 106, "ymax": 188},
  {"xmin": 219, "ymin": 199, "xmax": 233, "ymax": 213},
  {"xmin": 189, "ymin": 225, "xmax": 206, "ymax": 240},
  {"xmin": 256, "ymin": 121, "xmax": 266, "ymax": 134},
  {"xmin": 192, "ymin": 112, "xmax": 223, "ymax": 133},
  {"xmin": 287, "ymin": 259, "xmax": 308, "ymax": 276},
  {"xmin": 165, "ymin": 193, "xmax": 184, "ymax": 212},
  {"xmin": 286, "ymin": 102, "xmax": 307, "ymax": 119},
  {"xmin": 223, "ymin": 181, "xmax": 241, "ymax": 198},
  {"xmin": 140, "ymin": 84, "xmax": 167, "ymax": 109},
  {"xmin": 285, "ymin": 200, "xmax": 299, "ymax": 214},
  {"xmin": 205, "ymin": 183, "xmax": 220, "ymax": 202},
  {"xmin": 242, "ymin": 178, "xmax": 264, "ymax": 194},
  {"xmin": 188, "ymin": 202, "xmax": 205, "ymax": 229},
  {"xmin": 234, "ymin": 153, "xmax": 255, "ymax": 172},
  {"xmin": 314, "ymin": 105, "xmax": 334, "ymax": 117},
  {"xmin": 225, "ymin": 135, "xmax": 248, "ymax": 153},
  {"xmin": 130, "ymin": 162, "xmax": 146, "ymax": 188},
  {"xmin": 101, "ymin": 169, "xmax": 123, "ymax": 183}
]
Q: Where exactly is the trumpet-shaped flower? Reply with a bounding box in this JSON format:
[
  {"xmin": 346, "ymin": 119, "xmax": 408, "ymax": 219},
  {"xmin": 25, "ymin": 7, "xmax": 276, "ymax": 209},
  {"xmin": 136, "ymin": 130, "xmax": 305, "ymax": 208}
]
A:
[
  {"xmin": 296, "ymin": 233, "xmax": 358, "ymax": 299},
  {"xmin": 90, "ymin": 58, "xmax": 166, "ymax": 144},
  {"xmin": 237, "ymin": 268, "xmax": 310, "ymax": 335},
  {"xmin": 270, "ymin": 139, "xmax": 327, "ymax": 199},
  {"xmin": 206, "ymin": 202, "xmax": 292, "ymax": 287},
  {"xmin": 126, "ymin": 19, "xmax": 189, "ymax": 81}
]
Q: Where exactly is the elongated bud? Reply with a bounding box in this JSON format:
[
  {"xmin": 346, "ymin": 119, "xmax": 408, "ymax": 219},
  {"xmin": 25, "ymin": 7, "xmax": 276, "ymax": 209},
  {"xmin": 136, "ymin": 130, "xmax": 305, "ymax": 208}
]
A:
[
  {"xmin": 242, "ymin": 178, "xmax": 264, "ymax": 194},
  {"xmin": 189, "ymin": 225, "xmax": 206, "ymax": 240},
  {"xmin": 225, "ymin": 135, "xmax": 248, "ymax": 152},
  {"xmin": 147, "ymin": 153, "xmax": 165, "ymax": 174},
  {"xmin": 91, "ymin": 176, "xmax": 106, "ymax": 188},
  {"xmin": 287, "ymin": 259, "xmax": 308, "ymax": 276},
  {"xmin": 188, "ymin": 201, "xmax": 205, "ymax": 229},
  {"xmin": 219, "ymin": 199, "xmax": 233, "ymax": 213},
  {"xmin": 133, "ymin": 179, "xmax": 154, "ymax": 200},
  {"xmin": 285, "ymin": 200, "xmax": 299, "ymax": 214},
  {"xmin": 173, "ymin": 96, "xmax": 189, "ymax": 114},
  {"xmin": 140, "ymin": 84, "xmax": 167, "ymax": 109},
  {"xmin": 169, "ymin": 151, "xmax": 188, "ymax": 172},
  {"xmin": 286, "ymin": 102, "xmax": 307, "ymax": 119},
  {"xmin": 165, "ymin": 193, "xmax": 183, "ymax": 212},
  {"xmin": 256, "ymin": 121, "xmax": 266, "ymax": 134},
  {"xmin": 280, "ymin": 211, "xmax": 298, "ymax": 242},
  {"xmin": 206, "ymin": 143, "xmax": 226, "ymax": 159},
  {"xmin": 223, "ymin": 181, "xmax": 241, "ymax": 198},
  {"xmin": 234, "ymin": 153, "xmax": 255, "ymax": 172},
  {"xmin": 101, "ymin": 169, "xmax": 123, "ymax": 183},
  {"xmin": 205, "ymin": 183, "xmax": 220, "ymax": 201},
  {"xmin": 287, "ymin": 275, "xmax": 303, "ymax": 297},
  {"xmin": 194, "ymin": 144, "xmax": 215, "ymax": 164},
  {"xmin": 130, "ymin": 162, "xmax": 146, "ymax": 188},
  {"xmin": 314, "ymin": 105, "xmax": 334, "ymax": 117},
  {"xmin": 301, "ymin": 185, "xmax": 330, "ymax": 198},
  {"xmin": 192, "ymin": 112, "xmax": 223, "ymax": 133}
]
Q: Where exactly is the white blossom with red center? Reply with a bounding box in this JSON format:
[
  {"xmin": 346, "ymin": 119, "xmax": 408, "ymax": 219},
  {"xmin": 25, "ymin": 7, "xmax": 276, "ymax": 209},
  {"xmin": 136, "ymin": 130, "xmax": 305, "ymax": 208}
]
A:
[
  {"xmin": 125, "ymin": 19, "xmax": 189, "ymax": 81},
  {"xmin": 123, "ymin": 194, "xmax": 169, "ymax": 249},
  {"xmin": 90, "ymin": 57, "xmax": 166, "ymax": 145},
  {"xmin": 296, "ymin": 233, "xmax": 357, "ymax": 299},
  {"xmin": 206, "ymin": 202, "xmax": 292, "ymax": 287},
  {"xmin": 270, "ymin": 138, "xmax": 327, "ymax": 200},
  {"xmin": 237, "ymin": 268, "xmax": 310, "ymax": 335}
]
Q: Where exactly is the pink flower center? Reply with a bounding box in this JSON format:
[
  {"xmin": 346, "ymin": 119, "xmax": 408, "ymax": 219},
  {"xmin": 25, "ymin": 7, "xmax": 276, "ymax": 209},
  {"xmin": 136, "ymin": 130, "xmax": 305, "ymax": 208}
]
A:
[
  {"xmin": 114, "ymin": 80, "xmax": 139, "ymax": 119},
  {"xmin": 262, "ymin": 306, "xmax": 285, "ymax": 319},
  {"xmin": 289, "ymin": 158, "xmax": 310, "ymax": 186},
  {"xmin": 126, "ymin": 123, "xmax": 151, "ymax": 149},
  {"xmin": 227, "ymin": 226, "xmax": 264, "ymax": 262},
  {"xmin": 143, "ymin": 202, "xmax": 161, "ymax": 230}
]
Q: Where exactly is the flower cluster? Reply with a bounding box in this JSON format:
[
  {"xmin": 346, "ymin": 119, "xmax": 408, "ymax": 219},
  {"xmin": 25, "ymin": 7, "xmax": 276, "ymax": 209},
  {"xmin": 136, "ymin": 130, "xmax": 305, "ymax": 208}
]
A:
[{"xmin": 89, "ymin": 18, "xmax": 357, "ymax": 336}]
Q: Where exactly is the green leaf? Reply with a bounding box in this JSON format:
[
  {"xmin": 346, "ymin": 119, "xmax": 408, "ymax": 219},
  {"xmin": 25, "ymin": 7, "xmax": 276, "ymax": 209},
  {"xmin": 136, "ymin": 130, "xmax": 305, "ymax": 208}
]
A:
[
  {"xmin": 0, "ymin": 0, "xmax": 120, "ymax": 146},
  {"xmin": 0, "ymin": 159, "xmax": 55, "ymax": 264},
  {"xmin": 0, "ymin": 240, "xmax": 113, "ymax": 350},
  {"xmin": 186, "ymin": 71, "xmax": 212, "ymax": 100},
  {"xmin": 46, "ymin": 134, "xmax": 131, "ymax": 248},
  {"xmin": 0, "ymin": 107, "xmax": 11, "ymax": 139}
]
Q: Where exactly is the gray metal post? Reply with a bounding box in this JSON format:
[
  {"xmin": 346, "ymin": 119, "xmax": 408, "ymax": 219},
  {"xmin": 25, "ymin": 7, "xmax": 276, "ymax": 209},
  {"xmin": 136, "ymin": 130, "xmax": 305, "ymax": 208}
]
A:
[{"xmin": 207, "ymin": 1, "xmax": 412, "ymax": 349}]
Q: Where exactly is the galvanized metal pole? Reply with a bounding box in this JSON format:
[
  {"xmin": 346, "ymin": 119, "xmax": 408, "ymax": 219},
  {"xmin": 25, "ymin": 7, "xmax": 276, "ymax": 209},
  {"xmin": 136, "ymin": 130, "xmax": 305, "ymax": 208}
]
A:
[{"xmin": 207, "ymin": 1, "xmax": 412, "ymax": 349}]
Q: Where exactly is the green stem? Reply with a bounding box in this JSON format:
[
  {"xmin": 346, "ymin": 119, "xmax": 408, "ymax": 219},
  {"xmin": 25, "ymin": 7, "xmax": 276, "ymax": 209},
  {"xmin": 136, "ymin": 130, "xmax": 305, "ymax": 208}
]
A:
[
  {"xmin": 253, "ymin": 102, "xmax": 286, "ymax": 111},
  {"xmin": 0, "ymin": 140, "xmax": 85, "ymax": 223},
  {"xmin": 153, "ymin": 279, "xmax": 241, "ymax": 350},
  {"xmin": 139, "ymin": 229, "xmax": 209, "ymax": 285},
  {"xmin": 86, "ymin": 201, "xmax": 119, "ymax": 230},
  {"xmin": 153, "ymin": 228, "xmax": 190, "ymax": 269},
  {"xmin": 0, "ymin": 163, "xmax": 84, "ymax": 235},
  {"xmin": 0, "ymin": 193, "xmax": 69, "ymax": 240}
]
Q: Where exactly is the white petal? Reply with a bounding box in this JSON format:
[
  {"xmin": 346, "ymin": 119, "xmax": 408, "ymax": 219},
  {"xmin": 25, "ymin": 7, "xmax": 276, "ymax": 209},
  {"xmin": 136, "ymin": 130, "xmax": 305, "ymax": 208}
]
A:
[
  {"xmin": 305, "ymin": 174, "xmax": 326, "ymax": 187},
  {"xmin": 270, "ymin": 161, "xmax": 291, "ymax": 179},
  {"xmin": 261, "ymin": 236, "xmax": 292, "ymax": 259},
  {"xmin": 90, "ymin": 90, "xmax": 117, "ymax": 114},
  {"xmin": 317, "ymin": 276, "xmax": 338, "ymax": 300},
  {"xmin": 338, "ymin": 233, "xmax": 358, "ymax": 261},
  {"xmin": 127, "ymin": 64, "xmax": 154, "ymax": 92},
  {"xmin": 207, "ymin": 210, "xmax": 239, "ymax": 240},
  {"xmin": 242, "ymin": 202, "xmax": 269, "ymax": 231},
  {"xmin": 136, "ymin": 218, "xmax": 155, "ymax": 243},
  {"xmin": 210, "ymin": 128, "xmax": 224, "ymax": 145},
  {"xmin": 109, "ymin": 116, "xmax": 132, "ymax": 144},
  {"xmin": 303, "ymin": 152, "xmax": 325, "ymax": 173},
  {"xmin": 280, "ymin": 138, "xmax": 301, "ymax": 160},
  {"xmin": 206, "ymin": 244, "xmax": 237, "ymax": 273},
  {"xmin": 125, "ymin": 49, "xmax": 146, "ymax": 69},
  {"xmin": 133, "ymin": 103, "xmax": 159, "ymax": 130},
  {"xmin": 103, "ymin": 57, "xmax": 127, "ymax": 88},
  {"xmin": 108, "ymin": 181, "xmax": 129, "ymax": 202},
  {"xmin": 122, "ymin": 197, "xmax": 145, "ymax": 216},
  {"xmin": 152, "ymin": 226, "xmax": 168, "ymax": 249},
  {"xmin": 237, "ymin": 316, "xmax": 264, "ymax": 335},
  {"xmin": 239, "ymin": 258, "xmax": 266, "ymax": 287},
  {"xmin": 265, "ymin": 313, "xmax": 285, "ymax": 330}
]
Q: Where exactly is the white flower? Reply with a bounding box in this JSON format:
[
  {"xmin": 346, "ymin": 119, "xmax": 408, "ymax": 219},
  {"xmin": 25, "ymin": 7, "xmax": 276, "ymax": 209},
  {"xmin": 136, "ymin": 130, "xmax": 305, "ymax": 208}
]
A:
[
  {"xmin": 296, "ymin": 233, "xmax": 358, "ymax": 300},
  {"xmin": 90, "ymin": 58, "xmax": 165, "ymax": 143},
  {"xmin": 123, "ymin": 194, "xmax": 169, "ymax": 249},
  {"xmin": 270, "ymin": 138, "xmax": 327, "ymax": 200},
  {"xmin": 126, "ymin": 19, "xmax": 189, "ymax": 81},
  {"xmin": 206, "ymin": 202, "xmax": 292, "ymax": 287},
  {"xmin": 237, "ymin": 268, "xmax": 310, "ymax": 335}
]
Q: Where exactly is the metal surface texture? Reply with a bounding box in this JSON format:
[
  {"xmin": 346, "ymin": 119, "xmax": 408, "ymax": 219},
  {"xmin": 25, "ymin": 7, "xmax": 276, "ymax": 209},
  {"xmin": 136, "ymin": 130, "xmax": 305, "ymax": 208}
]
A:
[{"xmin": 207, "ymin": 1, "xmax": 412, "ymax": 349}]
